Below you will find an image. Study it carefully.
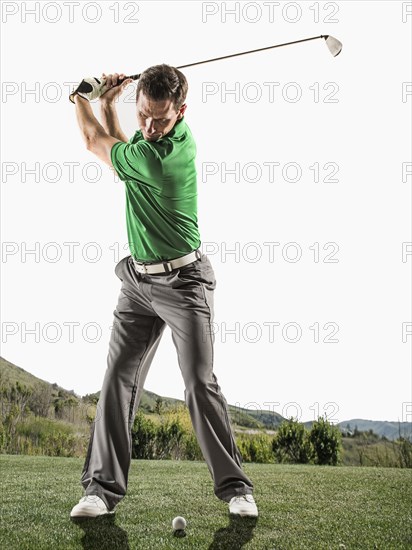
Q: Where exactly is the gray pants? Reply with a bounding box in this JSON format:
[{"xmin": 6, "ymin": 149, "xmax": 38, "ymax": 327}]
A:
[{"xmin": 81, "ymin": 252, "xmax": 254, "ymax": 511}]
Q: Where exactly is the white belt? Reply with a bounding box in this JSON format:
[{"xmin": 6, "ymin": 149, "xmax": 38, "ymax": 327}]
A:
[{"xmin": 132, "ymin": 249, "xmax": 202, "ymax": 275}]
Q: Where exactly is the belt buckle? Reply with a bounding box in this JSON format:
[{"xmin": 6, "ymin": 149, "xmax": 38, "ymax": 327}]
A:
[
  {"xmin": 134, "ymin": 260, "xmax": 147, "ymax": 274},
  {"xmin": 162, "ymin": 261, "xmax": 173, "ymax": 274}
]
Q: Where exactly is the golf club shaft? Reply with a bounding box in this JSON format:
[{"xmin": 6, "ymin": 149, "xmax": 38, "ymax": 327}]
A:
[{"xmin": 126, "ymin": 35, "xmax": 327, "ymax": 80}]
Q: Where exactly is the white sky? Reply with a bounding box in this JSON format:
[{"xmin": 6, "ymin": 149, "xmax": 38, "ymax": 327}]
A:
[{"xmin": 1, "ymin": 0, "xmax": 411, "ymax": 423}]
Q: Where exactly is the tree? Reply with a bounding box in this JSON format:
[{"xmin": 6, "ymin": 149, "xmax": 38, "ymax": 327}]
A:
[
  {"xmin": 309, "ymin": 416, "xmax": 342, "ymax": 465},
  {"xmin": 82, "ymin": 393, "xmax": 99, "ymax": 405},
  {"xmin": 28, "ymin": 383, "xmax": 52, "ymax": 418},
  {"xmin": 154, "ymin": 397, "xmax": 164, "ymax": 415},
  {"xmin": 53, "ymin": 391, "xmax": 78, "ymax": 422}
]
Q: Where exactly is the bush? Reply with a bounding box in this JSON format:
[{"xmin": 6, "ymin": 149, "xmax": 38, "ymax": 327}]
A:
[
  {"xmin": 155, "ymin": 417, "xmax": 184, "ymax": 459},
  {"xmin": 309, "ymin": 417, "xmax": 342, "ymax": 465},
  {"xmin": 181, "ymin": 431, "xmax": 203, "ymax": 460},
  {"xmin": 131, "ymin": 405, "xmax": 203, "ymax": 460},
  {"xmin": 272, "ymin": 418, "xmax": 312, "ymax": 464},
  {"xmin": 395, "ymin": 437, "xmax": 412, "ymax": 468},
  {"xmin": 131, "ymin": 412, "xmax": 157, "ymax": 459},
  {"xmin": 237, "ymin": 432, "xmax": 275, "ymax": 463}
]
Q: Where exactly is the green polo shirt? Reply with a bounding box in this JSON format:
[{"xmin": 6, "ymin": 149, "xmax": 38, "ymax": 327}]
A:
[{"xmin": 110, "ymin": 118, "xmax": 201, "ymax": 262}]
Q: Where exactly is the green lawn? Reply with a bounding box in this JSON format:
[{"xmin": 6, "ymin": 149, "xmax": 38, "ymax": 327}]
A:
[{"xmin": 0, "ymin": 455, "xmax": 411, "ymax": 549}]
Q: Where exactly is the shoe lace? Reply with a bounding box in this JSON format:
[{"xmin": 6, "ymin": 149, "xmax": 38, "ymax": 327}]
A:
[
  {"xmin": 233, "ymin": 495, "xmax": 253, "ymax": 504},
  {"xmin": 81, "ymin": 495, "xmax": 101, "ymax": 504}
]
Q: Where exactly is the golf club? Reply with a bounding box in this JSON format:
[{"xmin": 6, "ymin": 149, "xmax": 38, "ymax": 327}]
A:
[
  {"xmin": 126, "ymin": 34, "xmax": 342, "ymax": 80},
  {"xmin": 69, "ymin": 34, "xmax": 342, "ymax": 102}
]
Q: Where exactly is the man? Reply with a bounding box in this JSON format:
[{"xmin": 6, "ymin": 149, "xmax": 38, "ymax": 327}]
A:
[{"xmin": 69, "ymin": 65, "xmax": 258, "ymax": 518}]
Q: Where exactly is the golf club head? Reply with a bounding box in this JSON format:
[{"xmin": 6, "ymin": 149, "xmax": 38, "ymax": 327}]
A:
[{"xmin": 323, "ymin": 35, "xmax": 343, "ymax": 57}]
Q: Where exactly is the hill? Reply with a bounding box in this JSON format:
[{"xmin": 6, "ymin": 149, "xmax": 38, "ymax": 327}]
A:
[
  {"xmin": 1, "ymin": 357, "xmax": 410, "ymax": 440},
  {"xmin": 338, "ymin": 419, "xmax": 412, "ymax": 441},
  {"xmin": 0, "ymin": 357, "xmax": 284, "ymax": 430},
  {"xmin": 0, "ymin": 356, "xmax": 67, "ymax": 393},
  {"xmin": 303, "ymin": 418, "xmax": 412, "ymax": 442}
]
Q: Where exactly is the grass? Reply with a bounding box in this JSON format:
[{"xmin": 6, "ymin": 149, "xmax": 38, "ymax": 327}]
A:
[{"xmin": 0, "ymin": 455, "xmax": 411, "ymax": 549}]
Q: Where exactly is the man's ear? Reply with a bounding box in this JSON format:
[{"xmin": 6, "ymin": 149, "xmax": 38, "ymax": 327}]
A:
[{"xmin": 177, "ymin": 103, "xmax": 187, "ymax": 119}]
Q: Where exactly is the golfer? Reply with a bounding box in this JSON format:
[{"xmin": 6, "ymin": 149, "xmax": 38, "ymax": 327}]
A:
[{"xmin": 69, "ymin": 65, "xmax": 258, "ymax": 519}]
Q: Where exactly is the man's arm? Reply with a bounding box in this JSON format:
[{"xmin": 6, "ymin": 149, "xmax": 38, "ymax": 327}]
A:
[
  {"xmin": 98, "ymin": 72, "xmax": 133, "ymax": 142},
  {"xmin": 100, "ymin": 101, "xmax": 129, "ymax": 142},
  {"xmin": 74, "ymin": 95, "xmax": 121, "ymax": 167}
]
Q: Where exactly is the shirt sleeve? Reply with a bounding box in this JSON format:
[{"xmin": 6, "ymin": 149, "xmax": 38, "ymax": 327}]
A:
[{"xmin": 111, "ymin": 141, "xmax": 162, "ymax": 183}]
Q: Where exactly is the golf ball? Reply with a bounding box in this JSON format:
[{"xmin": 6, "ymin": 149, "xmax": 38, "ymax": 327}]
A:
[{"xmin": 172, "ymin": 516, "xmax": 187, "ymax": 530}]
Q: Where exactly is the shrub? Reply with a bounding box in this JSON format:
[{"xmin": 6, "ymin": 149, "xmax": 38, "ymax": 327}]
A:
[
  {"xmin": 395, "ymin": 437, "xmax": 412, "ymax": 468},
  {"xmin": 237, "ymin": 432, "xmax": 275, "ymax": 463},
  {"xmin": 272, "ymin": 418, "xmax": 312, "ymax": 464},
  {"xmin": 309, "ymin": 416, "xmax": 342, "ymax": 465},
  {"xmin": 131, "ymin": 412, "xmax": 157, "ymax": 459},
  {"xmin": 182, "ymin": 431, "xmax": 203, "ymax": 460},
  {"xmin": 155, "ymin": 417, "xmax": 184, "ymax": 459}
]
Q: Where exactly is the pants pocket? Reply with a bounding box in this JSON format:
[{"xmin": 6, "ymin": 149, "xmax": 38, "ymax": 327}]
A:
[
  {"xmin": 114, "ymin": 256, "xmax": 128, "ymax": 280},
  {"xmin": 178, "ymin": 257, "xmax": 216, "ymax": 289}
]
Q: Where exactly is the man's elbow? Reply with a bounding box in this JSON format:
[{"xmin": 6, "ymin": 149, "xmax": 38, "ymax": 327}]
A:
[
  {"xmin": 84, "ymin": 134, "xmax": 100, "ymax": 153},
  {"xmin": 83, "ymin": 132, "xmax": 115, "ymax": 167}
]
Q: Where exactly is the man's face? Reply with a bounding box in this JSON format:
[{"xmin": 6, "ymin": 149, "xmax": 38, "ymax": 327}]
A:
[{"xmin": 136, "ymin": 92, "xmax": 186, "ymax": 142}]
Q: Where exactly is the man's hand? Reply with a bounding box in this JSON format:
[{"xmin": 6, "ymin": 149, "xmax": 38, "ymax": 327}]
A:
[
  {"xmin": 69, "ymin": 77, "xmax": 109, "ymax": 103},
  {"xmin": 99, "ymin": 73, "xmax": 134, "ymax": 104},
  {"xmin": 69, "ymin": 73, "xmax": 133, "ymax": 104}
]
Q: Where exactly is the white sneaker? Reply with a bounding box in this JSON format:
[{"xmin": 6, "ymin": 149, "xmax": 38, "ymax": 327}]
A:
[
  {"xmin": 70, "ymin": 495, "xmax": 114, "ymax": 518},
  {"xmin": 229, "ymin": 494, "xmax": 258, "ymax": 517}
]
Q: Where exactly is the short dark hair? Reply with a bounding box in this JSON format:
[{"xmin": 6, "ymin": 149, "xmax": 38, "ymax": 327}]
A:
[{"xmin": 136, "ymin": 64, "xmax": 188, "ymax": 112}]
